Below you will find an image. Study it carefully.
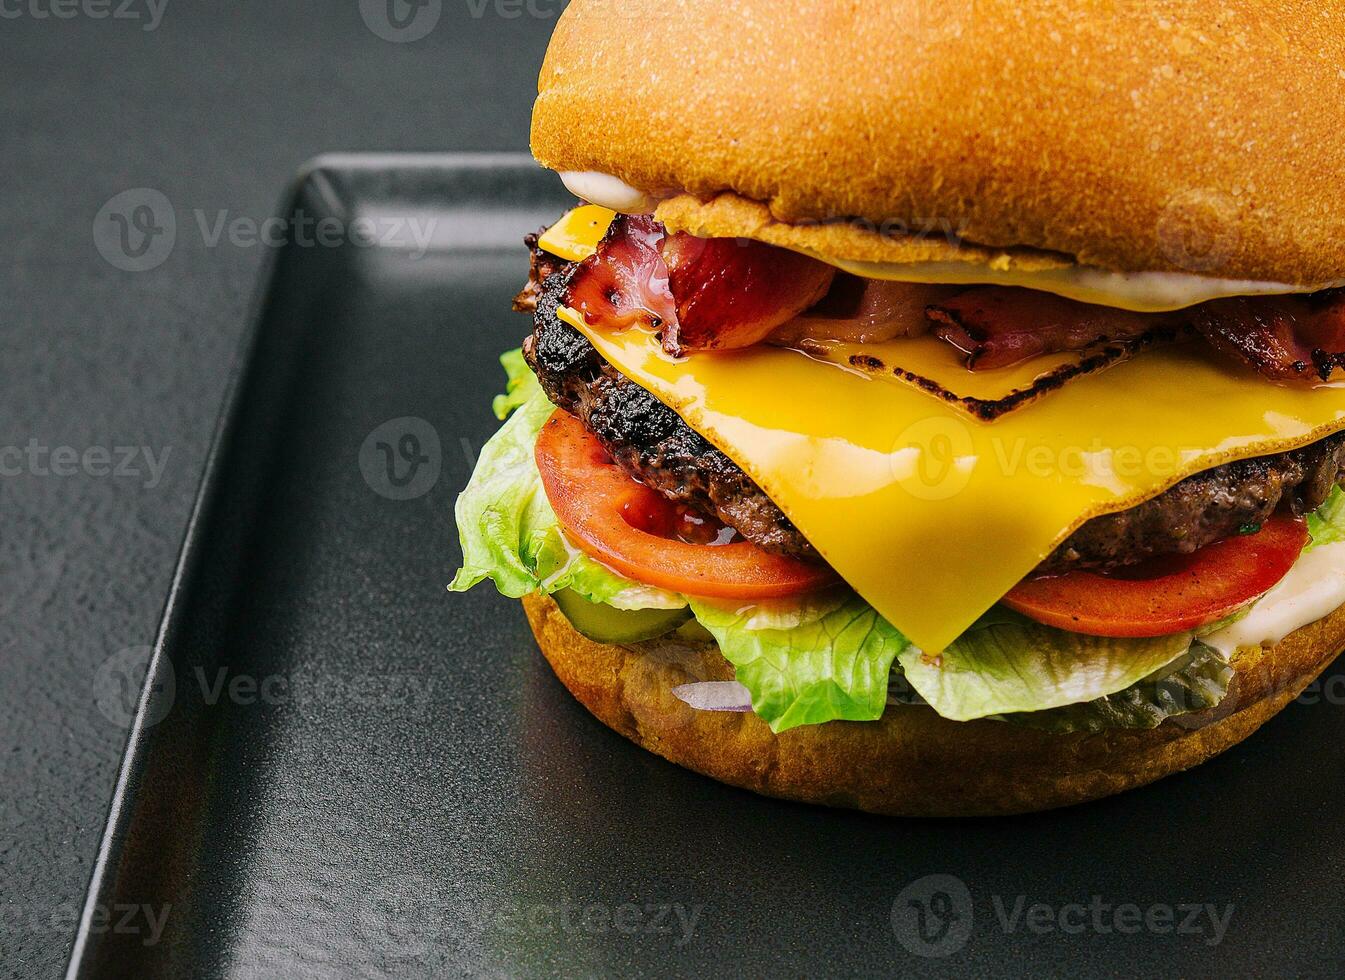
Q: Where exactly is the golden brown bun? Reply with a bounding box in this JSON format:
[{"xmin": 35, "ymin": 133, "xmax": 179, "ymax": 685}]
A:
[
  {"xmin": 523, "ymin": 592, "xmax": 1345, "ymax": 817},
  {"xmin": 532, "ymin": 0, "xmax": 1345, "ymax": 284}
]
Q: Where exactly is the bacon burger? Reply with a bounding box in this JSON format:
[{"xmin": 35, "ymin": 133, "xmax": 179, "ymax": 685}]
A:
[{"xmin": 452, "ymin": 0, "xmax": 1345, "ymax": 815}]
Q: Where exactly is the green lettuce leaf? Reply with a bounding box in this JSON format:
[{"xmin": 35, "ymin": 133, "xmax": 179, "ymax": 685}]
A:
[
  {"xmin": 897, "ymin": 610, "xmax": 1194, "ymax": 721},
  {"xmin": 690, "ymin": 593, "xmax": 910, "ymax": 733},
  {"xmin": 449, "ymin": 350, "xmax": 684, "ymax": 610},
  {"xmin": 1307, "ymin": 485, "xmax": 1345, "ymax": 551}
]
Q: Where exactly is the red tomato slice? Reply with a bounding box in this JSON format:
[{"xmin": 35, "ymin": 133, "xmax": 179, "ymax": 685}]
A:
[
  {"xmin": 535, "ymin": 410, "xmax": 835, "ymax": 599},
  {"xmin": 1002, "ymin": 515, "xmax": 1308, "ymax": 637}
]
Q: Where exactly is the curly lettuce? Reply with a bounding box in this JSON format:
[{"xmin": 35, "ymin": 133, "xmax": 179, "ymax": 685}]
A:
[
  {"xmin": 449, "ymin": 350, "xmax": 683, "ymax": 610},
  {"xmin": 1308, "ymin": 485, "xmax": 1345, "ymax": 550},
  {"xmin": 689, "ymin": 594, "xmax": 908, "ymax": 731}
]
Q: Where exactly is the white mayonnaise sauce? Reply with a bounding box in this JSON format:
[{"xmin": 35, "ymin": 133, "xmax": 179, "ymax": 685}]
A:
[
  {"xmin": 559, "ymin": 171, "xmax": 659, "ymax": 213},
  {"xmin": 830, "ymin": 258, "xmax": 1345, "ymax": 314},
  {"xmin": 558, "ymin": 170, "xmax": 1342, "ymax": 312},
  {"xmin": 1204, "ymin": 542, "xmax": 1345, "ymax": 656}
]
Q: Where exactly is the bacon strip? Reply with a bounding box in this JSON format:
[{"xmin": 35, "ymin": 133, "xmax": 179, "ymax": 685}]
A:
[
  {"xmin": 565, "ymin": 215, "xmax": 834, "ymax": 356},
  {"xmin": 566, "ymin": 214, "xmax": 676, "ymax": 336},
  {"xmin": 1192, "ymin": 291, "xmax": 1345, "ymax": 382},
  {"xmin": 562, "ymin": 215, "xmax": 1345, "ymax": 384},
  {"xmin": 660, "ymin": 233, "xmax": 834, "ymax": 354},
  {"xmin": 926, "ymin": 288, "xmax": 1170, "ymax": 370}
]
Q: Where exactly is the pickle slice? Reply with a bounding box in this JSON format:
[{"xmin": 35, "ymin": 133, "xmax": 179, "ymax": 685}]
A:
[{"xmin": 551, "ymin": 589, "xmax": 692, "ymax": 643}]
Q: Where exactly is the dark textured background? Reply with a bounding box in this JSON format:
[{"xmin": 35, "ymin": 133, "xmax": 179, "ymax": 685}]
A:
[{"xmin": 0, "ymin": 4, "xmax": 554, "ymax": 975}]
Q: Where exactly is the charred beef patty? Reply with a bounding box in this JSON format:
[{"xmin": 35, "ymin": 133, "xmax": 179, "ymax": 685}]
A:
[
  {"xmin": 525, "ymin": 266, "xmax": 818, "ymax": 558},
  {"xmin": 521, "ymin": 247, "xmax": 1345, "ymax": 572}
]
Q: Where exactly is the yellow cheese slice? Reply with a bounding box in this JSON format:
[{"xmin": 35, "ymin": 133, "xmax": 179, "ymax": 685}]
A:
[
  {"xmin": 536, "ymin": 204, "xmax": 614, "ymax": 262},
  {"xmin": 558, "ymin": 306, "xmax": 1345, "ymax": 651}
]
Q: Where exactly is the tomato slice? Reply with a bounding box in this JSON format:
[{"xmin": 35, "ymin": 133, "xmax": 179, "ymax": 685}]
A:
[
  {"xmin": 1002, "ymin": 515, "xmax": 1308, "ymax": 637},
  {"xmin": 535, "ymin": 410, "xmax": 835, "ymax": 599}
]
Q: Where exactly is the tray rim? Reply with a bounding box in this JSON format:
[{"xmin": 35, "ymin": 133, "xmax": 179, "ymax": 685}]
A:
[{"xmin": 62, "ymin": 151, "xmax": 545, "ymax": 979}]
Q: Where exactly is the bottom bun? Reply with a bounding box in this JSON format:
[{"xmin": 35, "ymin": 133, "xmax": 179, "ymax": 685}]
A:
[{"xmin": 522, "ymin": 592, "xmax": 1345, "ymax": 817}]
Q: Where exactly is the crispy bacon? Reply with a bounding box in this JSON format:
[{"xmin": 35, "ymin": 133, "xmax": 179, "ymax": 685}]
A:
[
  {"xmin": 926, "ymin": 285, "xmax": 1345, "ymax": 381},
  {"xmin": 565, "ymin": 214, "xmax": 834, "ymax": 356},
  {"xmin": 512, "ymin": 230, "xmax": 567, "ymax": 313},
  {"xmin": 566, "ymin": 214, "xmax": 677, "ymax": 335},
  {"xmin": 660, "ymin": 233, "xmax": 834, "ymax": 354},
  {"xmin": 561, "ymin": 214, "xmax": 1345, "ymax": 384},
  {"xmin": 926, "ymin": 288, "xmax": 1169, "ymax": 370},
  {"xmin": 1192, "ymin": 291, "xmax": 1345, "ymax": 382},
  {"xmin": 770, "ymin": 277, "xmax": 957, "ymax": 346}
]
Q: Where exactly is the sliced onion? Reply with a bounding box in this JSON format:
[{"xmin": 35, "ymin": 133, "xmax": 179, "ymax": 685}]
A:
[
  {"xmin": 671, "ymin": 680, "xmax": 753, "ymax": 712},
  {"xmin": 770, "ymin": 276, "xmax": 962, "ymax": 346}
]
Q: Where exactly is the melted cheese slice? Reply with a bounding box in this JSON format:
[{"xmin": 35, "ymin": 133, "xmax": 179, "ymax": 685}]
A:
[
  {"xmin": 537, "ymin": 204, "xmax": 615, "ymax": 261},
  {"xmin": 558, "ymin": 306, "xmax": 1345, "ymax": 651}
]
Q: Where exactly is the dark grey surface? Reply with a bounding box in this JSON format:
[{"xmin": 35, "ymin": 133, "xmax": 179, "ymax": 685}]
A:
[
  {"xmin": 0, "ymin": 5, "xmax": 555, "ymax": 977},
  {"xmin": 58, "ymin": 156, "xmax": 1345, "ymax": 980},
  {"xmin": 7, "ymin": 6, "xmax": 1345, "ymax": 980}
]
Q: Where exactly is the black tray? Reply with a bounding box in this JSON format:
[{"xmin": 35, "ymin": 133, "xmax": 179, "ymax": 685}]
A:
[{"xmin": 67, "ymin": 154, "xmax": 1345, "ymax": 978}]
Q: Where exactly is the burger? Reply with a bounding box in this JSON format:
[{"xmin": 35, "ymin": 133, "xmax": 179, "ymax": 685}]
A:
[{"xmin": 452, "ymin": 0, "xmax": 1345, "ymax": 816}]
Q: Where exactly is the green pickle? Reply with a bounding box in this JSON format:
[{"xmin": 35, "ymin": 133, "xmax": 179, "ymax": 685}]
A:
[{"xmin": 552, "ymin": 588, "xmax": 692, "ymax": 643}]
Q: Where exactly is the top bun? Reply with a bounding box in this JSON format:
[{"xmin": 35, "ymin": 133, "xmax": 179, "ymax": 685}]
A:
[{"xmin": 532, "ymin": 0, "xmax": 1345, "ymax": 285}]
